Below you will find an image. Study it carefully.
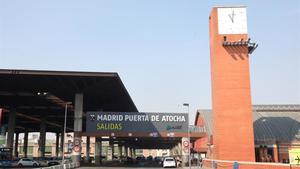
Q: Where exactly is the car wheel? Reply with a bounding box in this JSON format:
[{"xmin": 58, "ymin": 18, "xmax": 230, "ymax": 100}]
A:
[
  {"xmin": 33, "ymin": 163, "xmax": 38, "ymax": 167},
  {"xmin": 18, "ymin": 163, "xmax": 23, "ymax": 167}
]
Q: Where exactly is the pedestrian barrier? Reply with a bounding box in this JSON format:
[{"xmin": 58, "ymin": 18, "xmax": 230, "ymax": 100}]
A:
[
  {"xmin": 40, "ymin": 162, "xmax": 80, "ymax": 169},
  {"xmin": 202, "ymin": 158, "xmax": 300, "ymax": 169}
]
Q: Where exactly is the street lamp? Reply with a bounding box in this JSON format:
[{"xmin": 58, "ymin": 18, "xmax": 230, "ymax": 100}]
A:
[
  {"xmin": 63, "ymin": 102, "xmax": 72, "ymax": 163},
  {"xmin": 183, "ymin": 103, "xmax": 191, "ymax": 169}
]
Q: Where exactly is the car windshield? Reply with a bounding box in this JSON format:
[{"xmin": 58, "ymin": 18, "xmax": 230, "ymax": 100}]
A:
[{"xmin": 166, "ymin": 159, "xmax": 174, "ymax": 161}]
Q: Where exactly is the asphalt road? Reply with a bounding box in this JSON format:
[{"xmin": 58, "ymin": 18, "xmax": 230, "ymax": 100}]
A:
[
  {"xmin": 0, "ymin": 166, "xmax": 202, "ymax": 169},
  {"xmin": 79, "ymin": 167, "xmax": 202, "ymax": 169}
]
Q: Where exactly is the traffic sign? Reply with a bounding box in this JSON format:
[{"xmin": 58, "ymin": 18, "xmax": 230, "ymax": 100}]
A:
[
  {"xmin": 74, "ymin": 139, "xmax": 81, "ymax": 146},
  {"xmin": 183, "ymin": 140, "xmax": 189, "ymax": 147},
  {"xmin": 68, "ymin": 142, "xmax": 74, "ymax": 149},
  {"xmin": 289, "ymin": 148, "xmax": 300, "ymax": 165},
  {"xmin": 73, "ymin": 145, "xmax": 80, "ymax": 152}
]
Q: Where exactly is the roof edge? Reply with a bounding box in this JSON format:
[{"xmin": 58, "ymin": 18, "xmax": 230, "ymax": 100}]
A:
[
  {"xmin": 197, "ymin": 104, "xmax": 300, "ymax": 112},
  {"xmin": 115, "ymin": 74, "xmax": 138, "ymax": 112},
  {"xmin": 212, "ymin": 5, "xmax": 247, "ymax": 8},
  {"xmin": 0, "ymin": 69, "xmax": 117, "ymax": 77}
]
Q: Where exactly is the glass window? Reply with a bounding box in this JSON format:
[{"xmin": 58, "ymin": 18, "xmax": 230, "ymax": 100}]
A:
[
  {"xmin": 45, "ymin": 146, "xmax": 51, "ymax": 152},
  {"xmin": 27, "ymin": 146, "xmax": 33, "ymax": 155}
]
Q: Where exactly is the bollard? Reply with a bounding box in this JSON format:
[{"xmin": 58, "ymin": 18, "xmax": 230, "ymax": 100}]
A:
[
  {"xmin": 233, "ymin": 162, "xmax": 239, "ymax": 169},
  {"xmin": 212, "ymin": 161, "xmax": 217, "ymax": 169}
]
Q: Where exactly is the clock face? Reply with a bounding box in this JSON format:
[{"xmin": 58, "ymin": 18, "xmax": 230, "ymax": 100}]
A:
[{"xmin": 217, "ymin": 7, "xmax": 248, "ymax": 35}]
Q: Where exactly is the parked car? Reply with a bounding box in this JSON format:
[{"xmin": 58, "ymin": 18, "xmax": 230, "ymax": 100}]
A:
[
  {"xmin": 48, "ymin": 160, "xmax": 60, "ymax": 166},
  {"xmin": 121, "ymin": 156, "xmax": 134, "ymax": 164},
  {"xmin": 154, "ymin": 156, "xmax": 163, "ymax": 164},
  {"xmin": 147, "ymin": 155, "xmax": 153, "ymax": 161},
  {"xmin": 47, "ymin": 158, "xmax": 61, "ymax": 166},
  {"xmin": 136, "ymin": 156, "xmax": 145, "ymax": 161},
  {"xmin": 162, "ymin": 157, "xmax": 176, "ymax": 168},
  {"xmin": 17, "ymin": 158, "xmax": 40, "ymax": 167},
  {"xmin": 0, "ymin": 160, "xmax": 12, "ymax": 167}
]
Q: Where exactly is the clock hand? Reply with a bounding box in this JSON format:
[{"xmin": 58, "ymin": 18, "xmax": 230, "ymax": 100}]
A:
[{"xmin": 228, "ymin": 10, "xmax": 235, "ymax": 23}]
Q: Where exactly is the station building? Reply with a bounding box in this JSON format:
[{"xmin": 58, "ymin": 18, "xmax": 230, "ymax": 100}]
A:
[
  {"xmin": 0, "ymin": 68, "xmax": 298, "ymax": 168},
  {"xmin": 193, "ymin": 104, "xmax": 300, "ymax": 163}
]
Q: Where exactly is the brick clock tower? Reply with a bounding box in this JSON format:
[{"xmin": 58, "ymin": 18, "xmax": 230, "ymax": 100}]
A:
[{"xmin": 209, "ymin": 6, "xmax": 258, "ymax": 161}]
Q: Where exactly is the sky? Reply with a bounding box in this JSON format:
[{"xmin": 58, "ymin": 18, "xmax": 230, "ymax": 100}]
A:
[{"xmin": 0, "ymin": 0, "xmax": 299, "ymax": 125}]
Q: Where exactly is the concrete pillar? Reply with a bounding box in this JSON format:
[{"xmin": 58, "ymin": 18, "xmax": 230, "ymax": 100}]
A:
[
  {"xmin": 118, "ymin": 145, "xmax": 122, "ymax": 157},
  {"xmin": 55, "ymin": 133, "xmax": 59, "ymax": 157},
  {"xmin": 112, "ymin": 142, "xmax": 115, "ymax": 158},
  {"xmin": 99, "ymin": 139, "xmax": 102, "ymax": 164},
  {"xmin": 178, "ymin": 142, "xmax": 182, "ymax": 156},
  {"xmin": 85, "ymin": 136, "xmax": 90, "ymax": 163},
  {"xmin": 125, "ymin": 145, "xmax": 128, "ymax": 157},
  {"xmin": 174, "ymin": 143, "xmax": 181, "ymax": 156},
  {"xmin": 170, "ymin": 147, "xmax": 174, "ymax": 156},
  {"xmin": 38, "ymin": 116, "xmax": 46, "ymax": 158},
  {"xmin": 72, "ymin": 93, "xmax": 83, "ymax": 163},
  {"xmin": 177, "ymin": 144, "xmax": 181, "ymax": 155},
  {"xmin": 95, "ymin": 138, "xmax": 102, "ymax": 165},
  {"xmin": 1, "ymin": 125, "xmax": 6, "ymax": 136},
  {"xmin": 122, "ymin": 145, "xmax": 126, "ymax": 156},
  {"xmin": 59, "ymin": 130, "xmax": 64, "ymax": 157},
  {"xmin": 0, "ymin": 108, "xmax": 3, "ymax": 135},
  {"xmin": 0, "ymin": 106, "xmax": 6, "ymax": 137},
  {"xmin": 129, "ymin": 148, "xmax": 133, "ymax": 158},
  {"xmin": 14, "ymin": 132, "xmax": 19, "ymax": 157},
  {"xmin": 132, "ymin": 148, "xmax": 136, "ymax": 158},
  {"xmin": 23, "ymin": 131, "xmax": 28, "ymax": 158},
  {"xmin": 6, "ymin": 108, "xmax": 16, "ymax": 149},
  {"xmin": 107, "ymin": 140, "xmax": 114, "ymax": 160}
]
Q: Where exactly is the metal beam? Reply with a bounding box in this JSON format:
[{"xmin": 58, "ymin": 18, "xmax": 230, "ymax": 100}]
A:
[{"xmin": 2, "ymin": 108, "xmax": 72, "ymax": 131}]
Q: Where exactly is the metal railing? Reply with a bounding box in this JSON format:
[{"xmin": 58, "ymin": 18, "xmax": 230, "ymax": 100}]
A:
[{"xmin": 40, "ymin": 162, "xmax": 80, "ymax": 169}]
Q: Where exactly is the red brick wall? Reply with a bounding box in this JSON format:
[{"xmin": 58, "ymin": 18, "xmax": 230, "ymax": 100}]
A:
[
  {"xmin": 274, "ymin": 146, "xmax": 279, "ymax": 162},
  {"xmin": 209, "ymin": 7, "xmax": 255, "ymax": 161},
  {"xmin": 194, "ymin": 135, "xmax": 209, "ymax": 152},
  {"xmin": 194, "ymin": 113, "xmax": 209, "ymax": 153},
  {"xmin": 196, "ymin": 113, "xmax": 205, "ymax": 126}
]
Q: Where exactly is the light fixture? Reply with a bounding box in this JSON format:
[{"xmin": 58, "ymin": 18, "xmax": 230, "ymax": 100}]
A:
[
  {"xmin": 247, "ymin": 38, "xmax": 258, "ymax": 54},
  {"xmin": 37, "ymin": 91, "xmax": 48, "ymax": 96},
  {"xmin": 222, "ymin": 38, "xmax": 258, "ymax": 54},
  {"xmin": 183, "ymin": 103, "xmax": 189, "ymax": 107}
]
